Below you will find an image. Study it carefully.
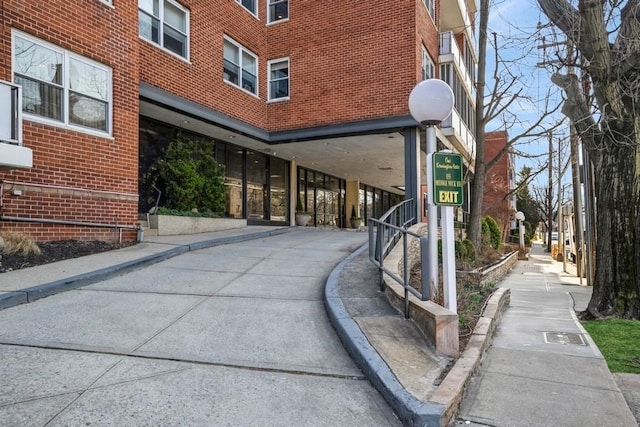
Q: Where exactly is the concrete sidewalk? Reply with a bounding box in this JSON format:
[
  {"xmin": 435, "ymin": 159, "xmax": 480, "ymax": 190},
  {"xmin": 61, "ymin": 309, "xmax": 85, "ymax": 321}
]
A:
[
  {"xmin": 456, "ymin": 244, "xmax": 637, "ymax": 426},
  {"xmin": 0, "ymin": 226, "xmax": 292, "ymax": 309},
  {"xmin": 1, "ymin": 229, "xmax": 637, "ymax": 426},
  {"xmin": 0, "ymin": 227, "xmax": 405, "ymax": 426}
]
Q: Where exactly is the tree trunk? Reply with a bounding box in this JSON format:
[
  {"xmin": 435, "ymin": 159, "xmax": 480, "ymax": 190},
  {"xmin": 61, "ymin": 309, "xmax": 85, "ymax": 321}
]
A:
[
  {"xmin": 467, "ymin": 0, "xmax": 489, "ymax": 250},
  {"xmin": 584, "ymin": 141, "xmax": 640, "ymax": 319}
]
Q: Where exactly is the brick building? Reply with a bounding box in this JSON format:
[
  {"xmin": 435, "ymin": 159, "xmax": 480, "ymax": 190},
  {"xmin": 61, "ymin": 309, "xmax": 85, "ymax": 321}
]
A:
[
  {"xmin": 482, "ymin": 130, "xmax": 517, "ymax": 239},
  {"xmin": 0, "ymin": 0, "xmax": 477, "ymax": 242}
]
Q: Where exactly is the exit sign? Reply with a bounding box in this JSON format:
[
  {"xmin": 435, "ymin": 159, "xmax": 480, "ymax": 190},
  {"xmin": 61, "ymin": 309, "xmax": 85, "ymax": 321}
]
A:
[{"xmin": 430, "ymin": 152, "xmax": 463, "ymax": 206}]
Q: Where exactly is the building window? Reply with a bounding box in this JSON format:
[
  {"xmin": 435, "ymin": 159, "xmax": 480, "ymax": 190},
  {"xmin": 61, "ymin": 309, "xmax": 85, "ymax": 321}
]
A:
[
  {"xmin": 237, "ymin": 0, "xmax": 257, "ymax": 16},
  {"xmin": 139, "ymin": 0, "xmax": 189, "ymax": 59},
  {"xmin": 423, "ymin": 0, "xmax": 434, "ymax": 18},
  {"xmin": 268, "ymin": 0, "xmax": 288, "ymax": 23},
  {"xmin": 12, "ymin": 31, "xmax": 112, "ymax": 134},
  {"xmin": 223, "ymin": 37, "xmax": 258, "ymax": 95},
  {"xmin": 268, "ymin": 58, "xmax": 289, "ymax": 100},
  {"xmin": 422, "ymin": 46, "xmax": 435, "ymax": 80}
]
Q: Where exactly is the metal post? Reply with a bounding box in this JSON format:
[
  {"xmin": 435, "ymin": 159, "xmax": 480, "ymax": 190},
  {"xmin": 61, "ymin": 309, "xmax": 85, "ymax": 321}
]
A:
[
  {"xmin": 404, "ymin": 127, "xmax": 420, "ymax": 224},
  {"xmin": 442, "ymin": 206, "xmax": 457, "ymax": 313},
  {"xmin": 425, "ymin": 125, "xmax": 439, "ymax": 301}
]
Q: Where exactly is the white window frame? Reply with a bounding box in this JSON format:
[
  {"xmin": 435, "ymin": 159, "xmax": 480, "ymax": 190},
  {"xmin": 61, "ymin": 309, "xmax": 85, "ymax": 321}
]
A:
[
  {"xmin": 422, "ymin": 46, "xmax": 435, "ymax": 80},
  {"xmin": 223, "ymin": 36, "xmax": 259, "ymax": 97},
  {"xmin": 138, "ymin": 0, "xmax": 190, "ymax": 61},
  {"xmin": 11, "ymin": 30, "xmax": 113, "ymax": 137},
  {"xmin": 267, "ymin": 0, "xmax": 289, "ymax": 24},
  {"xmin": 267, "ymin": 58, "xmax": 289, "ymax": 101},
  {"xmin": 98, "ymin": 0, "xmax": 113, "ymax": 6},
  {"xmin": 237, "ymin": 0, "xmax": 258, "ymax": 17},
  {"xmin": 422, "ymin": 0, "xmax": 435, "ymax": 19}
]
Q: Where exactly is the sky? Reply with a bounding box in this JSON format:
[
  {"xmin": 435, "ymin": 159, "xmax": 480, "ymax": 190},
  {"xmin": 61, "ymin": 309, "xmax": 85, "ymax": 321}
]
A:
[{"xmin": 483, "ymin": 0, "xmax": 573, "ymax": 192}]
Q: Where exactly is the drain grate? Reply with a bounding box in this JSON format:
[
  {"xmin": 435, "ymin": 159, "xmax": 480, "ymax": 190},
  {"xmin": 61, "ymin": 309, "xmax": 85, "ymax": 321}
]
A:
[{"xmin": 543, "ymin": 331, "xmax": 587, "ymax": 345}]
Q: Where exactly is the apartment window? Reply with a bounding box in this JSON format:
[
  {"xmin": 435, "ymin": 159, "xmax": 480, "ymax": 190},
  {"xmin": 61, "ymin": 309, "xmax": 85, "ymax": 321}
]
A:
[
  {"xmin": 268, "ymin": 58, "xmax": 289, "ymax": 100},
  {"xmin": 13, "ymin": 31, "xmax": 112, "ymax": 134},
  {"xmin": 422, "ymin": 46, "xmax": 435, "ymax": 80},
  {"xmin": 423, "ymin": 0, "xmax": 435, "ymax": 18},
  {"xmin": 237, "ymin": 0, "xmax": 257, "ymax": 16},
  {"xmin": 223, "ymin": 37, "xmax": 258, "ymax": 95},
  {"xmin": 464, "ymin": 39, "xmax": 476, "ymax": 83},
  {"xmin": 268, "ymin": 0, "xmax": 288, "ymax": 23},
  {"xmin": 139, "ymin": 0, "xmax": 189, "ymax": 59}
]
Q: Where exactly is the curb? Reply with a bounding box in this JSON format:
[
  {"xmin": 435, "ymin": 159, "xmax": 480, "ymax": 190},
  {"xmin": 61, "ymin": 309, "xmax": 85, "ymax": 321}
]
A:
[
  {"xmin": 429, "ymin": 287, "xmax": 510, "ymax": 425},
  {"xmin": 324, "ymin": 243, "xmax": 511, "ymax": 427},
  {"xmin": 0, "ymin": 227, "xmax": 294, "ymax": 311},
  {"xmin": 324, "ymin": 243, "xmax": 446, "ymax": 427}
]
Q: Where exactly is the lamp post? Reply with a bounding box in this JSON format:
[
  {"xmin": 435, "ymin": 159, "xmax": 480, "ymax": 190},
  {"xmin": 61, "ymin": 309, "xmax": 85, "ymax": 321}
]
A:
[
  {"xmin": 515, "ymin": 211, "xmax": 525, "ymax": 252},
  {"xmin": 408, "ymin": 79, "xmax": 454, "ymax": 302}
]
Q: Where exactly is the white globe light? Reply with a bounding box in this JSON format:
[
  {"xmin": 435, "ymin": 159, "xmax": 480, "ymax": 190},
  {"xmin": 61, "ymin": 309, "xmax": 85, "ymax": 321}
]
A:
[
  {"xmin": 408, "ymin": 79, "xmax": 455, "ymax": 124},
  {"xmin": 515, "ymin": 211, "xmax": 525, "ymax": 221}
]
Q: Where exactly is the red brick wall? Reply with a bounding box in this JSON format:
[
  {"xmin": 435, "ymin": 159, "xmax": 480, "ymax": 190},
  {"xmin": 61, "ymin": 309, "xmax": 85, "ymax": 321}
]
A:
[
  {"xmin": 483, "ymin": 130, "xmax": 513, "ymax": 239},
  {"xmin": 0, "ymin": 0, "xmax": 139, "ymax": 242},
  {"xmin": 140, "ymin": 0, "xmax": 434, "ymax": 132}
]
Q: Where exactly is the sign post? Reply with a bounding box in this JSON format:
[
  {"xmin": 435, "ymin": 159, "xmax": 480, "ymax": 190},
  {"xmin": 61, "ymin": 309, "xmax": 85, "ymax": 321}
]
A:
[{"xmin": 427, "ymin": 151, "xmax": 463, "ymax": 313}]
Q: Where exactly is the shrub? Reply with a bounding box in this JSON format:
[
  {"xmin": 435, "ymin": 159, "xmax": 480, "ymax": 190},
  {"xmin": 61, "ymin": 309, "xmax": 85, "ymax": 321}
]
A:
[
  {"xmin": 154, "ymin": 133, "xmax": 226, "ymax": 214},
  {"xmin": 0, "ymin": 232, "xmax": 41, "ymax": 256},
  {"xmin": 482, "ymin": 216, "xmax": 502, "ymax": 250},
  {"xmin": 461, "ymin": 239, "xmax": 476, "ymax": 261}
]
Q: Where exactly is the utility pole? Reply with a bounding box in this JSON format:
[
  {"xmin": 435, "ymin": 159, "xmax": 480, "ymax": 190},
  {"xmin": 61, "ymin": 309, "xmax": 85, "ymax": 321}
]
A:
[
  {"xmin": 547, "ymin": 131, "xmax": 553, "ymax": 254},
  {"xmin": 567, "ymin": 40, "xmax": 585, "ymax": 281},
  {"xmin": 557, "ymin": 137, "xmax": 563, "ymax": 263}
]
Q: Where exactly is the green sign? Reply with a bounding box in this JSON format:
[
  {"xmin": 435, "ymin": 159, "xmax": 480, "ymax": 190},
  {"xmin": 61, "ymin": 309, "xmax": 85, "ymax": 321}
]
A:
[{"xmin": 431, "ymin": 152, "xmax": 464, "ymax": 206}]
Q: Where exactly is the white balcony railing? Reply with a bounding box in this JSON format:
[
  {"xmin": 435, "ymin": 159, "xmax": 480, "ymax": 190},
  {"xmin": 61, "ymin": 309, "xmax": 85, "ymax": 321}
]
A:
[
  {"xmin": 439, "ymin": 31, "xmax": 474, "ymax": 97},
  {"xmin": 441, "ymin": 108, "xmax": 476, "ymax": 163}
]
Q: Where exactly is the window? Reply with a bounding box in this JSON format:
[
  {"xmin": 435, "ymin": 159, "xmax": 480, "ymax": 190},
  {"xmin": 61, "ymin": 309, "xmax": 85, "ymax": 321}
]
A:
[
  {"xmin": 139, "ymin": 0, "xmax": 189, "ymax": 59},
  {"xmin": 423, "ymin": 0, "xmax": 435, "ymax": 18},
  {"xmin": 13, "ymin": 31, "xmax": 112, "ymax": 134},
  {"xmin": 268, "ymin": 0, "xmax": 288, "ymax": 23},
  {"xmin": 268, "ymin": 58, "xmax": 289, "ymax": 100},
  {"xmin": 422, "ymin": 46, "xmax": 435, "ymax": 80},
  {"xmin": 237, "ymin": 0, "xmax": 257, "ymax": 16},
  {"xmin": 223, "ymin": 37, "xmax": 258, "ymax": 95}
]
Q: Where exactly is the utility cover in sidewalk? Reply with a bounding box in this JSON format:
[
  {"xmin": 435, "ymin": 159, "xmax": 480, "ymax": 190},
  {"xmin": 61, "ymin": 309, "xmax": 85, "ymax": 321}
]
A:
[{"xmin": 543, "ymin": 332, "xmax": 586, "ymax": 345}]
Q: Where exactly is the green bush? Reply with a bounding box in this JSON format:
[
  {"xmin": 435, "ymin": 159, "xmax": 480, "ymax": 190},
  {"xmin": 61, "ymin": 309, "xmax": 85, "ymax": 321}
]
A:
[
  {"xmin": 155, "ymin": 134, "xmax": 226, "ymax": 214},
  {"xmin": 482, "ymin": 216, "xmax": 502, "ymax": 250},
  {"xmin": 454, "ymin": 240, "xmax": 466, "ymax": 260},
  {"xmin": 156, "ymin": 207, "xmax": 223, "ymax": 218},
  {"xmin": 461, "ymin": 239, "xmax": 476, "ymax": 261}
]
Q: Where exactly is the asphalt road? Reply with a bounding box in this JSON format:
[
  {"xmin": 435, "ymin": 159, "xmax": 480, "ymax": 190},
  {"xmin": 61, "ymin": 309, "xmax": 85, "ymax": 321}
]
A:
[{"xmin": 0, "ymin": 230, "xmax": 401, "ymax": 426}]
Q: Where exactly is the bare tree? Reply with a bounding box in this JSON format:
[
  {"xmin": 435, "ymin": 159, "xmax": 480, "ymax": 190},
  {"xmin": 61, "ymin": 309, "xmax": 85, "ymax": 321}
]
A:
[
  {"xmin": 467, "ymin": 0, "xmax": 561, "ymax": 250},
  {"xmin": 538, "ymin": 0, "xmax": 640, "ymax": 319}
]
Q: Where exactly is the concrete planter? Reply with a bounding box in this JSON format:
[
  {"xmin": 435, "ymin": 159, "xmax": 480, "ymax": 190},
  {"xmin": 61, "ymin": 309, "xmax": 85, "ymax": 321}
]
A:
[
  {"xmin": 295, "ymin": 213, "xmax": 311, "ymax": 226},
  {"xmin": 149, "ymin": 215, "xmax": 247, "ymax": 236},
  {"xmin": 456, "ymin": 251, "xmax": 519, "ymax": 287}
]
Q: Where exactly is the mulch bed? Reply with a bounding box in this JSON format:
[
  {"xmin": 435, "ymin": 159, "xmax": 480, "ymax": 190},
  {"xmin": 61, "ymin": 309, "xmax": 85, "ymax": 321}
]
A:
[{"xmin": 0, "ymin": 240, "xmax": 135, "ymax": 273}]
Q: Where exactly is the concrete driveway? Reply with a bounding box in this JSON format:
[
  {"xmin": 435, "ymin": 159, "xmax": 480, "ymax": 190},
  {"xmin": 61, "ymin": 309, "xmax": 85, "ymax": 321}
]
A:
[{"xmin": 0, "ymin": 230, "xmax": 401, "ymax": 426}]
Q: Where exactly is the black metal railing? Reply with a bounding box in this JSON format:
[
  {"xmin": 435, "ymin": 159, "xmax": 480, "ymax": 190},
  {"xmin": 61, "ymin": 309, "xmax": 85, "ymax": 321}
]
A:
[{"xmin": 368, "ymin": 199, "xmax": 429, "ymax": 318}]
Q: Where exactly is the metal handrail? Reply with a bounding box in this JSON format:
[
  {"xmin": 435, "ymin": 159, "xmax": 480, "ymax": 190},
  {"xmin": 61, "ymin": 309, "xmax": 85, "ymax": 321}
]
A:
[{"xmin": 368, "ymin": 199, "xmax": 428, "ymax": 318}]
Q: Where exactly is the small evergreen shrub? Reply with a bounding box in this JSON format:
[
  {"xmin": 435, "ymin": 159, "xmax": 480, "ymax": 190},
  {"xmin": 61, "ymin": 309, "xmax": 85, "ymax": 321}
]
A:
[
  {"xmin": 482, "ymin": 216, "xmax": 502, "ymax": 250},
  {"xmin": 461, "ymin": 239, "xmax": 476, "ymax": 261},
  {"xmin": 154, "ymin": 134, "xmax": 226, "ymax": 214}
]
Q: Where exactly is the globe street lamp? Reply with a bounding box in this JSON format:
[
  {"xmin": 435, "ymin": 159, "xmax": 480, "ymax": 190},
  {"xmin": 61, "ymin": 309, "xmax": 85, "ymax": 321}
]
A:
[{"xmin": 408, "ymin": 79, "xmax": 454, "ymax": 302}]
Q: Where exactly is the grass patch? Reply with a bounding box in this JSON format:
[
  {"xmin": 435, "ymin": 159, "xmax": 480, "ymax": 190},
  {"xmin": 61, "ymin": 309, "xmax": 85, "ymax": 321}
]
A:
[{"xmin": 582, "ymin": 319, "xmax": 640, "ymax": 374}]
